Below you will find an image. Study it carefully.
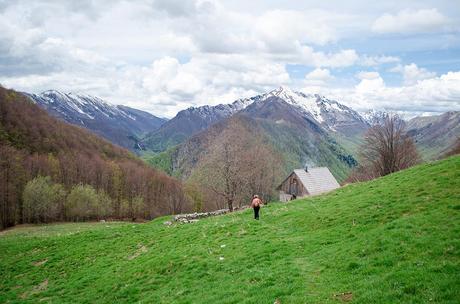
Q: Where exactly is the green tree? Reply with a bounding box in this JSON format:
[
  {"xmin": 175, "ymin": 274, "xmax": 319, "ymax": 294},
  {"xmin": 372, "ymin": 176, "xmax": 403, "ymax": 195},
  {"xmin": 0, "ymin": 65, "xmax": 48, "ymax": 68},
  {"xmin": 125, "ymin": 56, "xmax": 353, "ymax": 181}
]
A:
[
  {"xmin": 95, "ymin": 190, "xmax": 113, "ymax": 219},
  {"xmin": 131, "ymin": 196, "xmax": 145, "ymax": 221},
  {"xmin": 120, "ymin": 199, "xmax": 130, "ymax": 219},
  {"xmin": 22, "ymin": 176, "xmax": 66, "ymax": 223},
  {"xmin": 66, "ymin": 184, "xmax": 99, "ymax": 221}
]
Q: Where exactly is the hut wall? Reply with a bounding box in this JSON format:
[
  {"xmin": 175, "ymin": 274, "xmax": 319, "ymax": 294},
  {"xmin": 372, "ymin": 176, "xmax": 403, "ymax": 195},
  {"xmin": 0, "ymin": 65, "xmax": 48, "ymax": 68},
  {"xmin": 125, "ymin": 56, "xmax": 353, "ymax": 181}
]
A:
[{"xmin": 279, "ymin": 173, "xmax": 308, "ymax": 197}]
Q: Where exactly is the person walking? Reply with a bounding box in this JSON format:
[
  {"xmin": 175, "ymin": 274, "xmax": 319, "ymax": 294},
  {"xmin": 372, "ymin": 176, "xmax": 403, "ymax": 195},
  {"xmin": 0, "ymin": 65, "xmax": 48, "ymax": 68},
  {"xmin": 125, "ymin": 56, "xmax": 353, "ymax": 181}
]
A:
[{"xmin": 251, "ymin": 195, "xmax": 263, "ymax": 220}]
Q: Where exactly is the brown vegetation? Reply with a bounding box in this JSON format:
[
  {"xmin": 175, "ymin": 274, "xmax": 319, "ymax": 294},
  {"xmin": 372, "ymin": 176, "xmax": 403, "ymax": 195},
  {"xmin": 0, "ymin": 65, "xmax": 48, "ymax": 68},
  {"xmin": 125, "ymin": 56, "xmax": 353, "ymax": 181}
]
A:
[
  {"xmin": 189, "ymin": 116, "xmax": 283, "ymax": 211},
  {"xmin": 346, "ymin": 114, "xmax": 420, "ymax": 183},
  {"xmin": 0, "ymin": 87, "xmax": 190, "ymax": 229}
]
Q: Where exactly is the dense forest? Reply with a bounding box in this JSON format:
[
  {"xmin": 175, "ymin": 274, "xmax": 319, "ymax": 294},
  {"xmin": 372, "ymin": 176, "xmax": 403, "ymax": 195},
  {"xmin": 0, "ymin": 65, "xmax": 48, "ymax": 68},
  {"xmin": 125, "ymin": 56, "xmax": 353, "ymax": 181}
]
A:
[{"xmin": 0, "ymin": 86, "xmax": 191, "ymax": 229}]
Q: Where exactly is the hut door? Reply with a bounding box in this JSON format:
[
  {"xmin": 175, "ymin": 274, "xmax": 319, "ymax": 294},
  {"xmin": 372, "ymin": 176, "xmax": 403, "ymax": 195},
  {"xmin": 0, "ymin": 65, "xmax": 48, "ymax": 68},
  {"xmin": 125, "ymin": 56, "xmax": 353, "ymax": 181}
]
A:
[{"xmin": 290, "ymin": 179, "xmax": 298, "ymax": 196}]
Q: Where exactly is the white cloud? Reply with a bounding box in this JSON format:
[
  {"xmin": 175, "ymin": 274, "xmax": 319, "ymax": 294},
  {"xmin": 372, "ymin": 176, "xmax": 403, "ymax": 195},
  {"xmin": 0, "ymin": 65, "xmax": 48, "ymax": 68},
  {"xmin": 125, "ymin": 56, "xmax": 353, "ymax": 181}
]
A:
[
  {"xmin": 389, "ymin": 63, "xmax": 437, "ymax": 85},
  {"xmin": 372, "ymin": 8, "xmax": 451, "ymax": 34},
  {"xmin": 0, "ymin": 0, "xmax": 458, "ymax": 118},
  {"xmin": 254, "ymin": 10, "xmax": 339, "ymax": 47},
  {"xmin": 316, "ymin": 71, "xmax": 460, "ymax": 116},
  {"xmin": 304, "ymin": 68, "xmax": 334, "ymax": 86},
  {"xmin": 152, "ymin": 0, "xmax": 199, "ymax": 17},
  {"xmin": 121, "ymin": 54, "xmax": 292, "ymax": 116},
  {"xmin": 356, "ymin": 71, "xmax": 381, "ymax": 80},
  {"xmin": 360, "ymin": 55, "xmax": 400, "ymax": 66},
  {"xmin": 296, "ymin": 46, "xmax": 359, "ymax": 68},
  {"xmin": 306, "ymin": 68, "xmax": 334, "ymax": 81}
]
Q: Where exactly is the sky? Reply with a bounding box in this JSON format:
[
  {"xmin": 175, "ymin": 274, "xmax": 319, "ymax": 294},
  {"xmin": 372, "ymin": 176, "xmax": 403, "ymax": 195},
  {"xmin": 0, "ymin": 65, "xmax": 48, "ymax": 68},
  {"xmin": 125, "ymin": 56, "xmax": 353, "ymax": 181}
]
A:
[{"xmin": 0, "ymin": 0, "xmax": 459, "ymax": 118}]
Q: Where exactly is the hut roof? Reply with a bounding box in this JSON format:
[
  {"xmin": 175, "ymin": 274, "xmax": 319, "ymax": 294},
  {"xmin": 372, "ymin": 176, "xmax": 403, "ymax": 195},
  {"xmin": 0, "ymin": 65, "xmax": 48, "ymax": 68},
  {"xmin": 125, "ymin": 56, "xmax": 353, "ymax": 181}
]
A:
[{"xmin": 278, "ymin": 167, "xmax": 340, "ymax": 196}]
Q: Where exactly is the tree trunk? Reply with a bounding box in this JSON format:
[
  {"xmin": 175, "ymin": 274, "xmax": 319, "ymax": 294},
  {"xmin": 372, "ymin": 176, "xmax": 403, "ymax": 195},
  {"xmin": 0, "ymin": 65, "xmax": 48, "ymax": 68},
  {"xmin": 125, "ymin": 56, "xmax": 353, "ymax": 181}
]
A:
[{"xmin": 227, "ymin": 199, "xmax": 233, "ymax": 212}]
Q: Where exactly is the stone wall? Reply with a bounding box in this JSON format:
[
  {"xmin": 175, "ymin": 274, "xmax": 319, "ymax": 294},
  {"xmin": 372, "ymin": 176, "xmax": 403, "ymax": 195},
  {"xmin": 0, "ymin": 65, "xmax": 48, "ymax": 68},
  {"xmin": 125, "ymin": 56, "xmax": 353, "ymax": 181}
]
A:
[{"xmin": 164, "ymin": 206, "xmax": 249, "ymax": 225}]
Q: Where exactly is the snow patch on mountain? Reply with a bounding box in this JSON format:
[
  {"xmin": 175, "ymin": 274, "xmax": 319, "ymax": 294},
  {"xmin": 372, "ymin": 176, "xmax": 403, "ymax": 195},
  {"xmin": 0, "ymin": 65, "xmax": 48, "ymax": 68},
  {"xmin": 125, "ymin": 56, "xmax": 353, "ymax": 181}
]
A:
[
  {"xmin": 178, "ymin": 86, "xmax": 370, "ymax": 132},
  {"xmin": 29, "ymin": 90, "xmax": 136, "ymax": 121},
  {"xmin": 361, "ymin": 109, "xmax": 389, "ymax": 126},
  {"xmin": 267, "ymin": 86, "xmax": 324, "ymax": 123},
  {"xmin": 25, "ymin": 90, "xmax": 166, "ymax": 151}
]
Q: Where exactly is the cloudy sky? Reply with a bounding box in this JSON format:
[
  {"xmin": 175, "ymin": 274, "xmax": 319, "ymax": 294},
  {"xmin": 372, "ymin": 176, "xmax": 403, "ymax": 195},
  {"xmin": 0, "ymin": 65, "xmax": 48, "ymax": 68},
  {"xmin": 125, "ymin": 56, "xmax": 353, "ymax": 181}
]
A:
[{"xmin": 1, "ymin": 0, "xmax": 459, "ymax": 118}]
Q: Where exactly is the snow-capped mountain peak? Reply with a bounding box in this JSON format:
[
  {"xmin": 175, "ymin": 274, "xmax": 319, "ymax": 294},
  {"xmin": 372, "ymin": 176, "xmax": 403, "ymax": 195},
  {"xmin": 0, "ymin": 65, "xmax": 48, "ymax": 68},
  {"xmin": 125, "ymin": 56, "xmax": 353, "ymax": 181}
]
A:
[
  {"xmin": 265, "ymin": 86, "xmax": 324, "ymax": 122},
  {"xmin": 256, "ymin": 86, "xmax": 368, "ymax": 133},
  {"xmin": 269, "ymin": 86, "xmax": 297, "ymax": 100},
  {"xmin": 25, "ymin": 90, "xmax": 166, "ymax": 151},
  {"xmin": 184, "ymin": 86, "xmax": 368, "ymax": 132},
  {"xmin": 360, "ymin": 109, "xmax": 389, "ymax": 126},
  {"xmin": 30, "ymin": 90, "xmax": 135, "ymax": 120}
]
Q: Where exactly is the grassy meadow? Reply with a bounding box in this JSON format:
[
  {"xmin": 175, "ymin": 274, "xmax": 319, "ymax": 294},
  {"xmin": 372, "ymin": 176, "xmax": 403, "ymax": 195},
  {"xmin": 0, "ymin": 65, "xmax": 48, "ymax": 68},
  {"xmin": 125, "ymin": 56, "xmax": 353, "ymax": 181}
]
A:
[{"xmin": 0, "ymin": 156, "xmax": 459, "ymax": 303}]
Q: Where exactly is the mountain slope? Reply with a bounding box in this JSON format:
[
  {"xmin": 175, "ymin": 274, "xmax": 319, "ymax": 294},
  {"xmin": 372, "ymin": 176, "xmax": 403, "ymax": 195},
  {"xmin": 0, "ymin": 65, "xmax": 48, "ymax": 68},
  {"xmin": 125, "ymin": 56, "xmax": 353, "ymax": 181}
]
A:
[
  {"xmin": 360, "ymin": 109, "xmax": 390, "ymax": 126},
  {"xmin": 241, "ymin": 95, "xmax": 358, "ymax": 179},
  {"xmin": 25, "ymin": 90, "xmax": 166, "ymax": 151},
  {"xmin": 406, "ymin": 111, "xmax": 460, "ymax": 159},
  {"xmin": 264, "ymin": 87, "xmax": 369, "ymax": 136},
  {"xmin": 0, "ymin": 86, "xmax": 189, "ymax": 229},
  {"xmin": 146, "ymin": 90, "xmax": 360, "ymax": 183},
  {"xmin": 142, "ymin": 96, "xmax": 258, "ymax": 152},
  {"xmin": 1, "ymin": 155, "xmax": 458, "ymax": 303},
  {"xmin": 142, "ymin": 87, "xmax": 369, "ymax": 153}
]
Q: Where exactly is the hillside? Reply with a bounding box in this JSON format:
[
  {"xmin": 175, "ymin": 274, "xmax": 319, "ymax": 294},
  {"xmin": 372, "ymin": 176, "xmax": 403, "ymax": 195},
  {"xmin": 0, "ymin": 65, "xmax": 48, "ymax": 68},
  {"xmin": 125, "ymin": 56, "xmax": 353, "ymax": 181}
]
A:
[
  {"xmin": 0, "ymin": 86, "xmax": 190, "ymax": 229},
  {"xmin": 1, "ymin": 155, "xmax": 458, "ymax": 303},
  {"xmin": 406, "ymin": 111, "xmax": 460, "ymax": 160},
  {"xmin": 25, "ymin": 90, "xmax": 166, "ymax": 151}
]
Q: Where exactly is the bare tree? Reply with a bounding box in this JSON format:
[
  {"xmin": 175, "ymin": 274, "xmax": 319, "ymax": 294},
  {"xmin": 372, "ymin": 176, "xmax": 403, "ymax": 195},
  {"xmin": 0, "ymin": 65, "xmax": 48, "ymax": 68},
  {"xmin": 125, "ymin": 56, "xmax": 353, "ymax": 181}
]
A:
[
  {"xmin": 243, "ymin": 141, "xmax": 282, "ymax": 205},
  {"xmin": 199, "ymin": 128, "xmax": 245, "ymax": 211},
  {"xmin": 347, "ymin": 114, "xmax": 420, "ymax": 182},
  {"xmin": 192, "ymin": 117, "xmax": 283, "ymax": 211}
]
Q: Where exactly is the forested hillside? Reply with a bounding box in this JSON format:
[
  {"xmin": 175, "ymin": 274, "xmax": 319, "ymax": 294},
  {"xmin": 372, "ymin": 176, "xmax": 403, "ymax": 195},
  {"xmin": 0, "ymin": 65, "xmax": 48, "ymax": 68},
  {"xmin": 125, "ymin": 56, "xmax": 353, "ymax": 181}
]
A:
[{"xmin": 0, "ymin": 87, "xmax": 191, "ymax": 229}]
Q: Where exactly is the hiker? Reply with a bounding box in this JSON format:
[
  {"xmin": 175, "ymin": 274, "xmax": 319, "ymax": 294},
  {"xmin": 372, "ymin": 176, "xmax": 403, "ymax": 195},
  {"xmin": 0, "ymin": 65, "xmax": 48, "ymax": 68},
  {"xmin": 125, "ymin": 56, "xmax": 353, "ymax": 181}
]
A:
[{"xmin": 251, "ymin": 195, "xmax": 263, "ymax": 220}]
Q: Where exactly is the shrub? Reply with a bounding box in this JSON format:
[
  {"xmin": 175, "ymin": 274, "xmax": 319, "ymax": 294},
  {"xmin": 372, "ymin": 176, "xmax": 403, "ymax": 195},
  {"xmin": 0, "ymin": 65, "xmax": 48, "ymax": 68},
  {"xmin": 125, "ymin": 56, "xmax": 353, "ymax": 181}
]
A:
[
  {"xmin": 95, "ymin": 190, "xmax": 113, "ymax": 219},
  {"xmin": 22, "ymin": 176, "xmax": 66, "ymax": 223},
  {"xmin": 66, "ymin": 184, "xmax": 99, "ymax": 221}
]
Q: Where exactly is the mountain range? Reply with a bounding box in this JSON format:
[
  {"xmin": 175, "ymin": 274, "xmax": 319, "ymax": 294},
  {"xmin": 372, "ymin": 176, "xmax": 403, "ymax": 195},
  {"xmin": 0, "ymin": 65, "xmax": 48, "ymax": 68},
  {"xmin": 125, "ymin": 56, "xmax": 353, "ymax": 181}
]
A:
[
  {"xmin": 21, "ymin": 87, "xmax": 459, "ymax": 182},
  {"xmin": 144, "ymin": 87, "xmax": 372, "ymax": 182},
  {"xmin": 142, "ymin": 87, "xmax": 459, "ymax": 183},
  {"xmin": 25, "ymin": 90, "xmax": 166, "ymax": 151},
  {"xmin": 142, "ymin": 87, "xmax": 369, "ymax": 153}
]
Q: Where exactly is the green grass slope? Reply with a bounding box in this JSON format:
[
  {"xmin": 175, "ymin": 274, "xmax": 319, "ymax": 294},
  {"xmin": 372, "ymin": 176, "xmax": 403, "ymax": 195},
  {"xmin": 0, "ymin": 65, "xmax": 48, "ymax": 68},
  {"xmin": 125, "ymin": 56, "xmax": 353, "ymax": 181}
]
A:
[{"xmin": 1, "ymin": 156, "xmax": 459, "ymax": 303}]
